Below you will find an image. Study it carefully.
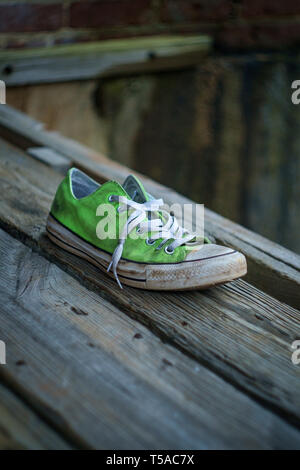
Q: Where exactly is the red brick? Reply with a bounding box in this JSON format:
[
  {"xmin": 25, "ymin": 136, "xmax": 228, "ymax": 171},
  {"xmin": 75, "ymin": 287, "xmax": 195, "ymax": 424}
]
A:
[
  {"xmin": 161, "ymin": 0, "xmax": 231, "ymax": 23},
  {"xmin": 241, "ymin": 0, "xmax": 300, "ymax": 18},
  {"xmin": 0, "ymin": 3, "xmax": 63, "ymax": 33},
  {"xmin": 215, "ymin": 22, "xmax": 300, "ymax": 51},
  {"xmin": 70, "ymin": 0, "xmax": 154, "ymax": 28}
]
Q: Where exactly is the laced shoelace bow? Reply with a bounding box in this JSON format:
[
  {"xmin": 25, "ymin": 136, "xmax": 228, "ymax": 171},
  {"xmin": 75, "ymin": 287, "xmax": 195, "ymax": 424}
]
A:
[{"xmin": 107, "ymin": 195, "xmax": 203, "ymax": 288}]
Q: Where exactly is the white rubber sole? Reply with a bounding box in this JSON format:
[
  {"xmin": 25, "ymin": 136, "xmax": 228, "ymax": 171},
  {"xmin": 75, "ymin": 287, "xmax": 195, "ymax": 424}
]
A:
[{"xmin": 46, "ymin": 214, "xmax": 247, "ymax": 290}]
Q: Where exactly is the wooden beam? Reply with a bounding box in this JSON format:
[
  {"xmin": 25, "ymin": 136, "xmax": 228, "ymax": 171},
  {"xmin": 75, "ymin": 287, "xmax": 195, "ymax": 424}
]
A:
[
  {"xmin": 0, "ymin": 104, "xmax": 299, "ymax": 308},
  {"xmin": 0, "ymin": 35, "xmax": 211, "ymax": 86},
  {"xmin": 0, "ymin": 383, "xmax": 71, "ymax": 450},
  {"xmin": 1, "ymin": 139, "xmax": 300, "ymax": 427},
  {"xmin": 1, "ymin": 228, "xmax": 300, "ymax": 449}
]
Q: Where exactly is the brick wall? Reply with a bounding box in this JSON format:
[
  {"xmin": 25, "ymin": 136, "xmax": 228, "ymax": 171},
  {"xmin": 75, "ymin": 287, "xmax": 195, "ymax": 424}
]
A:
[{"xmin": 1, "ymin": 0, "xmax": 300, "ymax": 51}]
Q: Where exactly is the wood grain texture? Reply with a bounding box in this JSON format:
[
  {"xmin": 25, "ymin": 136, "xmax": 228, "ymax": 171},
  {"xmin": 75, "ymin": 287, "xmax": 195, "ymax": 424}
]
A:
[
  {"xmin": 0, "ymin": 104, "xmax": 299, "ymax": 308},
  {"xmin": 27, "ymin": 147, "xmax": 71, "ymax": 174},
  {"xmin": 103, "ymin": 58, "xmax": 300, "ymax": 254},
  {"xmin": 7, "ymin": 81, "xmax": 109, "ymax": 156},
  {"xmin": 0, "ymin": 35, "xmax": 211, "ymax": 86},
  {"xmin": 0, "ymin": 383, "xmax": 71, "ymax": 450},
  {"xmin": 1, "ymin": 228, "xmax": 300, "ymax": 449},
  {"xmin": 1, "ymin": 139, "xmax": 300, "ymax": 427}
]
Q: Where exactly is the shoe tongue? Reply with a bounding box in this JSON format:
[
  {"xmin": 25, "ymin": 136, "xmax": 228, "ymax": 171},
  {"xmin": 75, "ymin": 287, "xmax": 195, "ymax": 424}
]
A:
[{"xmin": 122, "ymin": 175, "xmax": 150, "ymax": 203}]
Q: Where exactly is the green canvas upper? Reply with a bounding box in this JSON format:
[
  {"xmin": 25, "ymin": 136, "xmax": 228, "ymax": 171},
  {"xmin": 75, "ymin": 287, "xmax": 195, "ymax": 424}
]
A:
[{"xmin": 50, "ymin": 168, "xmax": 187, "ymax": 264}]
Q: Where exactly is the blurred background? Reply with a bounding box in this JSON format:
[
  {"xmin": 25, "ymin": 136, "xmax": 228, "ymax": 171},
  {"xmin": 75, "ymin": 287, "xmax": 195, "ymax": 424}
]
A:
[{"xmin": 1, "ymin": 0, "xmax": 299, "ymax": 252}]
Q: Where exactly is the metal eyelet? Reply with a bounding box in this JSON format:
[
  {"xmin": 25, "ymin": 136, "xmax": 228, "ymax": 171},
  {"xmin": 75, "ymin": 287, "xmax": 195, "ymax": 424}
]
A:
[
  {"xmin": 165, "ymin": 246, "xmax": 175, "ymax": 255},
  {"xmin": 108, "ymin": 195, "xmax": 115, "ymax": 202},
  {"xmin": 146, "ymin": 238, "xmax": 155, "ymax": 246}
]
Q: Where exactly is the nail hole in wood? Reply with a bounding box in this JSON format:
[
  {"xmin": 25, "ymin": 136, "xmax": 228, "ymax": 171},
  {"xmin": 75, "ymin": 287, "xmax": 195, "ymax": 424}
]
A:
[{"xmin": 2, "ymin": 65, "xmax": 13, "ymax": 76}]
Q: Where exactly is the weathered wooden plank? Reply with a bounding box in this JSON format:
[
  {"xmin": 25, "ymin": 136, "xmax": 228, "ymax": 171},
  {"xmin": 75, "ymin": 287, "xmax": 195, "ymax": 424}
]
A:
[
  {"xmin": 0, "ymin": 104, "xmax": 299, "ymax": 308},
  {"xmin": 166, "ymin": 185, "xmax": 300, "ymax": 309},
  {"xmin": 209, "ymin": 66, "xmax": 244, "ymax": 222},
  {"xmin": 105, "ymin": 58, "xmax": 299, "ymax": 253},
  {"xmin": 1, "ymin": 228, "xmax": 300, "ymax": 449},
  {"xmin": 0, "ymin": 35, "xmax": 211, "ymax": 86},
  {"xmin": 244, "ymin": 64, "xmax": 285, "ymax": 242},
  {"xmin": 0, "ymin": 102, "xmax": 121, "ymax": 179},
  {"xmin": 7, "ymin": 81, "xmax": 110, "ymax": 156},
  {"xmin": 1, "ymin": 139, "xmax": 300, "ymax": 426},
  {"xmin": 27, "ymin": 147, "xmax": 71, "ymax": 174},
  {"xmin": 204, "ymin": 209, "xmax": 300, "ymax": 310},
  {"xmin": 0, "ymin": 383, "xmax": 71, "ymax": 450}
]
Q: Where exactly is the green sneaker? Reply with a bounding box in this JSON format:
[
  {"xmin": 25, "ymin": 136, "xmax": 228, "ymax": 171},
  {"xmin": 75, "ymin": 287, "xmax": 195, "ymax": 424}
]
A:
[{"xmin": 46, "ymin": 168, "xmax": 247, "ymax": 290}]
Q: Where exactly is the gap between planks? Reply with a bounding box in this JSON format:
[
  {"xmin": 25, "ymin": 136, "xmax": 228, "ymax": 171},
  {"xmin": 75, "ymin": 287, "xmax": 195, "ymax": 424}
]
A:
[
  {"xmin": 0, "ymin": 139, "xmax": 300, "ymax": 431},
  {"xmin": 0, "ymin": 228, "xmax": 300, "ymax": 449},
  {"xmin": 0, "ymin": 381, "xmax": 72, "ymax": 450}
]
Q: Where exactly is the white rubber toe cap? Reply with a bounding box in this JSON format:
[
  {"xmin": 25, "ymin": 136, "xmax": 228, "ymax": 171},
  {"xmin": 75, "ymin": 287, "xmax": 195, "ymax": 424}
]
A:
[{"xmin": 185, "ymin": 243, "xmax": 235, "ymax": 261}]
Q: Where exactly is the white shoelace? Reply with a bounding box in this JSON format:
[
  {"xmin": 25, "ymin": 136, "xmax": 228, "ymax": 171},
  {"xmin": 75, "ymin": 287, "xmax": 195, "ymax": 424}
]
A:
[{"xmin": 107, "ymin": 195, "xmax": 203, "ymax": 288}]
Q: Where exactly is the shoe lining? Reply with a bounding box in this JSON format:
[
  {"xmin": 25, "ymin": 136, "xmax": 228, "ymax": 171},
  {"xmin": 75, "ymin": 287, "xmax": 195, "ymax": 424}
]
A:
[{"xmin": 70, "ymin": 168, "xmax": 100, "ymax": 199}]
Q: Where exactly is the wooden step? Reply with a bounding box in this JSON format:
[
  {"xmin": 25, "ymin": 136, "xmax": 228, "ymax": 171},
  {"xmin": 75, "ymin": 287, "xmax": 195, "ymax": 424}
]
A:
[
  {"xmin": 1, "ymin": 137, "xmax": 300, "ymax": 428},
  {"xmin": 1, "ymin": 228, "xmax": 300, "ymax": 449}
]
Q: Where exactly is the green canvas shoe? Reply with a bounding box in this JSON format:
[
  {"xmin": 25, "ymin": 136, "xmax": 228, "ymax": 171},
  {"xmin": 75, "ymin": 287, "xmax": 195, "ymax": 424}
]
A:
[{"xmin": 46, "ymin": 168, "xmax": 247, "ymax": 290}]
